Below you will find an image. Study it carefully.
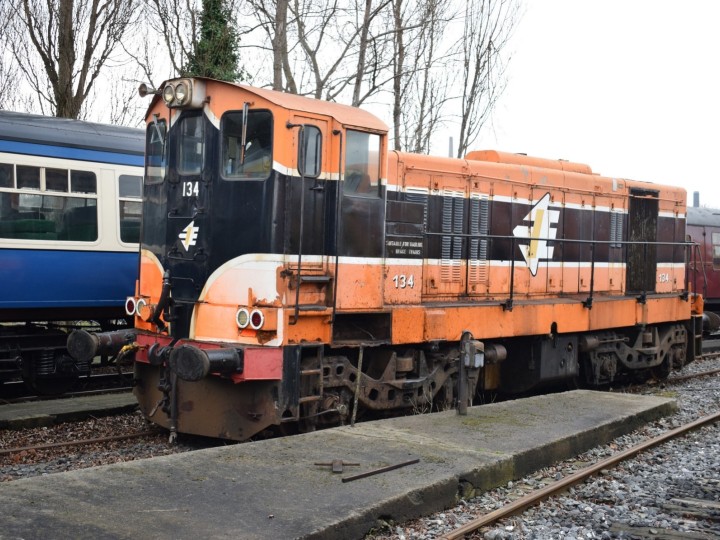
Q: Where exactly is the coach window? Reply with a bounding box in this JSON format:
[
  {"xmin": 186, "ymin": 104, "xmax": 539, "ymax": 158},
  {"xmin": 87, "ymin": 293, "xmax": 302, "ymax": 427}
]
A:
[
  {"xmin": 0, "ymin": 163, "xmax": 13, "ymax": 188},
  {"xmin": 119, "ymin": 174, "xmax": 142, "ymax": 243},
  {"xmin": 221, "ymin": 110, "xmax": 273, "ymax": 180},
  {"xmin": 145, "ymin": 119, "xmax": 167, "ymax": 184},
  {"xmin": 712, "ymin": 232, "xmax": 720, "ymax": 270},
  {"xmin": 71, "ymin": 170, "xmax": 97, "ymax": 194},
  {"xmin": 344, "ymin": 130, "xmax": 380, "ymax": 196},
  {"xmin": 177, "ymin": 113, "xmax": 204, "ymax": 176},
  {"xmin": 46, "ymin": 168, "xmax": 69, "ymax": 192},
  {"xmin": 17, "ymin": 166, "xmax": 40, "ymax": 190}
]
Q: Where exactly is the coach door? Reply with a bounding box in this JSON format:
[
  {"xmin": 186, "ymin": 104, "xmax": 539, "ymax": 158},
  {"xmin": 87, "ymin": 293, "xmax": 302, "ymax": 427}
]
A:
[{"xmin": 626, "ymin": 188, "xmax": 658, "ymax": 293}]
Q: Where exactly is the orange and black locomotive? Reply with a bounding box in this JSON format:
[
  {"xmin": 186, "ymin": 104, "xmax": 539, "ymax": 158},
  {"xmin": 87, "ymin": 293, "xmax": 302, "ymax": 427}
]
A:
[{"xmin": 68, "ymin": 77, "xmax": 702, "ymax": 441}]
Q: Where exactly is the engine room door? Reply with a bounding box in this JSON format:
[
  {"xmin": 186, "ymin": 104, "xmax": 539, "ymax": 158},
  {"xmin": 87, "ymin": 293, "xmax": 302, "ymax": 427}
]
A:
[
  {"xmin": 336, "ymin": 129, "xmax": 384, "ymax": 309},
  {"xmin": 626, "ymin": 188, "xmax": 658, "ymax": 293}
]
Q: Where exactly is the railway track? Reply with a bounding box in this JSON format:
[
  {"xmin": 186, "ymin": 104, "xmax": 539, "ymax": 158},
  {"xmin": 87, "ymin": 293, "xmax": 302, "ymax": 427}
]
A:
[
  {"xmin": 1, "ymin": 384, "xmax": 133, "ymax": 406},
  {"xmin": 0, "ymin": 430, "xmax": 158, "ymax": 457},
  {"xmin": 1, "ymin": 372, "xmax": 133, "ymax": 403},
  {"xmin": 438, "ymin": 411, "xmax": 720, "ymax": 539},
  {"xmin": 0, "ymin": 410, "xmax": 199, "ymax": 483}
]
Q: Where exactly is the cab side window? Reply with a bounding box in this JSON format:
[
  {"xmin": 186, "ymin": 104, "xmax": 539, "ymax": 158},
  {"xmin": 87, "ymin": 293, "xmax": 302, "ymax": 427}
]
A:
[
  {"xmin": 145, "ymin": 120, "xmax": 167, "ymax": 185},
  {"xmin": 344, "ymin": 130, "xmax": 380, "ymax": 197},
  {"xmin": 221, "ymin": 110, "xmax": 273, "ymax": 180},
  {"xmin": 177, "ymin": 114, "xmax": 204, "ymax": 176}
]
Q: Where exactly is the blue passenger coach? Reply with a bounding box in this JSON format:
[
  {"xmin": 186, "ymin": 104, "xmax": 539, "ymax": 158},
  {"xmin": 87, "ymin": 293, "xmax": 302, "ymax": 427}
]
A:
[{"xmin": 0, "ymin": 111, "xmax": 144, "ymax": 393}]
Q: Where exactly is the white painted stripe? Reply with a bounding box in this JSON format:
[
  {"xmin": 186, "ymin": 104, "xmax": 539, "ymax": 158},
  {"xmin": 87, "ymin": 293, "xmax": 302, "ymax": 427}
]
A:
[
  {"xmin": 207, "ymin": 252, "xmax": 686, "ymax": 271},
  {"xmin": 383, "ymin": 258, "xmax": 424, "ymax": 266},
  {"xmin": 659, "ymin": 211, "xmax": 685, "ymax": 219}
]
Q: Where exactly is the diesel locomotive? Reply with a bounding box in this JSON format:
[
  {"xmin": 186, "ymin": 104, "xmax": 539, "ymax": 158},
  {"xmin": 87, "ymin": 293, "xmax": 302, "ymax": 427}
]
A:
[
  {"xmin": 0, "ymin": 112, "xmax": 143, "ymax": 393},
  {"xmin": 68, "ymin": 77, "xmax": 703, "ymax": 441}
]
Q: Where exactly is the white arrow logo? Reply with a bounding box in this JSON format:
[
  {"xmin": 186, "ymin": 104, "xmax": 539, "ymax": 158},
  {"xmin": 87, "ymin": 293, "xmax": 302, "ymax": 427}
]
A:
[
  {"xmin": 512, "ymin": 193, "xmax": 559, "ymax": 276},
  {"xmin": 179, "ymin": 220, "xmax": 199, "ymax": 251}
]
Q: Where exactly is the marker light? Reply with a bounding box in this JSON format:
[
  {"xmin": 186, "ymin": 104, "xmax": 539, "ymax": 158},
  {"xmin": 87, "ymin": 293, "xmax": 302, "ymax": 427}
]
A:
[
  {"xmin": 135, "ymin": 298, "xmax": 148, "ymax": 316},
  {"xmin": 236, "ymin": 308, "xmax": 250, "ymax": 329},
  {"xmin": 250, "ymin": 309, "xmax": 264, "ymax": 330},
  {"xmin": 125, "ymin": 297, "xmax": 137, "ymax": 317}
]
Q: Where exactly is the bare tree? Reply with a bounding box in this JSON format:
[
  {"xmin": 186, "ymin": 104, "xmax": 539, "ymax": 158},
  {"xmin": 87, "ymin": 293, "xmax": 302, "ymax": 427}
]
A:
[
  {"xmin": 299, "ymin": 0, "xmax": 391, "ymax": 105},
  {"xmin": 142, "ymin": 0, "xmax": 201, "ymax": 78},
  {"xmin": 0, "ymin": 58, "xmax": 21, "ymax": 112},
  {"xmin": 398, "ymin": 0, "xmax": 454, "ymax": 154},
  {"xmin": 243, "ymin": 0, "xmax": 391, "ymax": 104},
  {"xmin": 272, "ymin": 0, "xmax": 292, "ymax": 91},
  {"xmin": 243, "ymin": 0, "xmax": 298, "ymax": 92},
  {"xmin": 454, "ymin": 0, "xmax": 519, "ymax": 157},
  {"xmin": 2, "ymin": 0, "xmax": 138, "ymax": 119},
  {"xmin": 0, "ymin": 5, "xmax": 24, "ymax": 111},
  {"xmin": 389, "ymin": 0, "xmax": 408, "ymax": 150}
]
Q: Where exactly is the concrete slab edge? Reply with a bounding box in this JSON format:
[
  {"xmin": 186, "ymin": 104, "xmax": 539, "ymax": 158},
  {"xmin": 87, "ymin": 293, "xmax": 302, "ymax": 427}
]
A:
[{"xmin": 303, "ymin": 397, "xmax": 678, "ymax": 540}]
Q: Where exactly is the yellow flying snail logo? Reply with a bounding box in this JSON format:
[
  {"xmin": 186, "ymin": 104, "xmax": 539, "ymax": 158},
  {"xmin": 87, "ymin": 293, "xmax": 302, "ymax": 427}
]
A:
[
  {"xmin": 512, "ymin": 193, "xmax": 559, "ymax": 276},
  {"xmin": 179, "ymin": 220, "xmax": 200, "ymax": 251}
]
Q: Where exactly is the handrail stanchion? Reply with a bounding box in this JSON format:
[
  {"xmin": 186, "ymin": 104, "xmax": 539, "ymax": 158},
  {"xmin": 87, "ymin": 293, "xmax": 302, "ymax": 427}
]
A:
[
  {"xmin": 584, "ymin": 240, "xmax": 595, "ymax": 308},
  {"xmin": 504, "ymin": 237, "xmax": 515, "ymax": 311}
]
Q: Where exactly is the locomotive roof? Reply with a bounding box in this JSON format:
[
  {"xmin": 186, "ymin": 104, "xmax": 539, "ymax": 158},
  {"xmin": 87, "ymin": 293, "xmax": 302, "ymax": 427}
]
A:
[
  {"xmin": 150, "ymin": 78, "xmax": 389, "ymax": 133},
  {"xmin": 687, "ymin": 206, "xmax": 720, "ymax": 226},
  {"xmin": 244, "ymin": 84, "xmax": 388, "ymax": 133},
  {"xmin": 0, "ymin": 110, "xmax": 144, "ymax": 156}
]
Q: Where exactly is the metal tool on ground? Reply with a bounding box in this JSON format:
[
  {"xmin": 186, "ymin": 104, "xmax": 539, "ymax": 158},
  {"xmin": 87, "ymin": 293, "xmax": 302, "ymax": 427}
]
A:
[
  {"xmin": 341, "ymin": 458, "xmax": 420, "ymax": 483},
  {"xmin": 314, "ymin": 459, "xmax": 360, "ymax": 473}
]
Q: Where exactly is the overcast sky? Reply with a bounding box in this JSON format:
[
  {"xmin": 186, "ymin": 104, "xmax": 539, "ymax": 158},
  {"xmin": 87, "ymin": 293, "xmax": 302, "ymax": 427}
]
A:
[{"xmin": 470, "ymin": 0, "xmax": 720, "ymax": 208}]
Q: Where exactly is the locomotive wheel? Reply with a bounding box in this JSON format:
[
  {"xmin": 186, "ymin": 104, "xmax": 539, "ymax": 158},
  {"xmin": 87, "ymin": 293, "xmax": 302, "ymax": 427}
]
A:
[{"xmin": 650, "ymin": 354, "xmax": 672, "ymax": 381}]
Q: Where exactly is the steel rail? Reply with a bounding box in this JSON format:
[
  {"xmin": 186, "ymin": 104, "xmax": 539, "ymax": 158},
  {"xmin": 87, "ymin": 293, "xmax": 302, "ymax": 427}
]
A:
[
  {"xmin": 667, "ymin": 367, "xmax": 720, "ymax": 383},
  {"xmin": 1, "ymin": 386, "xmax": 133, "ymax": 406},
  {"xmin": 439, "ymin": 410, "xmax": 720, "ymax": 540},
  {"xmin": 0, "ymin": 430, "xmax": 158, "ymax": 456}
]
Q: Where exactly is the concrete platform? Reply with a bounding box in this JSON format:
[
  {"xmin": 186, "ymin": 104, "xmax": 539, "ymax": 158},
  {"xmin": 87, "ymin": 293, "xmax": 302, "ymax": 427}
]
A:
[
  {"xmin": 0, "ymin": 392, "xmax": 137, "ymax": 429},
  {"xmin": 0, "ymin": 390, "xmax": 675, "ymax": 540}
]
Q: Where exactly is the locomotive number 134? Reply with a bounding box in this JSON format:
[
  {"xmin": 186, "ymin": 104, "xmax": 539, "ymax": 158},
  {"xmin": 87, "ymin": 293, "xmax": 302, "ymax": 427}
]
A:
[
  {"xmin": 182, "ymin": 181, "xmax": 199, "ymax": 197},
  {"xmin": 392, "ymin": 274, "xmax": 415, "ymax": 289}
]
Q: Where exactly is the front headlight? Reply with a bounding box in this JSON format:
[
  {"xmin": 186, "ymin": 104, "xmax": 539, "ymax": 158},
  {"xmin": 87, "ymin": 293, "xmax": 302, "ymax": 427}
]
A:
[
  {"xmin": 160, "ymin": 78, "xmax": 204, "ymax": 109},
  {"xmin": 174, "ymin": 81, "xmax": 189, "ymax": 104},
  {"xmin": 162, "ymin": 84, "xmax": 175, "ymax": 105}
]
